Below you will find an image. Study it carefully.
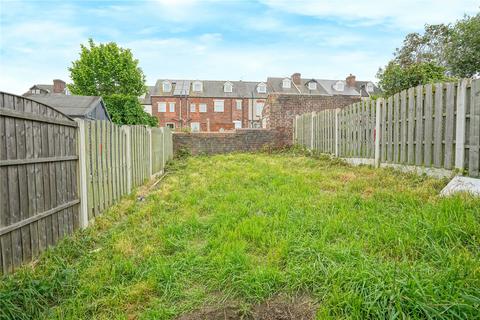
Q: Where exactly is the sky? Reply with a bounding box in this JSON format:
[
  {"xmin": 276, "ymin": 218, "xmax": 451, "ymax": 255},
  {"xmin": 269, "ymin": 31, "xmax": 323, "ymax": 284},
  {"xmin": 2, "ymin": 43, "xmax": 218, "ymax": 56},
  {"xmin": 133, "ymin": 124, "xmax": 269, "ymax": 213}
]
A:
[{"xmin": 0, "ymin": 0, "xmax": 478, "ymax": 95}]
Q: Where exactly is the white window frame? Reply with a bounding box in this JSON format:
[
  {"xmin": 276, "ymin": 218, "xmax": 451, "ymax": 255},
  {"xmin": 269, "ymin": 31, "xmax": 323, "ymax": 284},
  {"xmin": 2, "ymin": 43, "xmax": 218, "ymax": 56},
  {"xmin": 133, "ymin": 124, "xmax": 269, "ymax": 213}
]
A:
[
  {"xmin": 162, "ymin": 81, "xmax": 171, "ymax": 92},
  {"xmin": 334, "ymin": 81, "xmax": 345, "ymax": 91},
  {"xmin": 190, "ymin": 122, "xmax": 200, "ymax": 132},
  {"xmin": 282, "ymin": 79, "xmax": 291, "ymax": 89},
  {"xmin": 257, "ymin": 83, "xmax": 266, "ymax": 94},
  {"xmin": 158, "ymin": 102, "xmax": 166, "ymax": 112},
  {"xmin": 308, "ymin": 82, "xmax": 317, "ymax": 90},
  {"xmin": 255, "ymin": 102, "xmax": 264, "ymax": 116},
  {"xmin": 366, "ymin": 82, "xmax": 374, "ymax": 92},
  {"xmin": 236, "ymin": 100, "xmax": 242, "ymax": 110},
  {"xmin": 190, "ymin": 103, "xmax": 196, "ymax": 113},
  {"xmin": 233, "ymin": 120, "xmax": 242, "ymax": 129},
  {"xmin": 166, "ymin": 122, "xmax": 175, "ymax": 129},
  {"xmin": 193, "ymin": 81, "xmax": 203, "ymax": 92},
  {"xmin": 199, "ymin": 103, "xmax": 207, "ymax": 113},
  {"xmin": 214, "ymin": 100, "xmax": 224, "ymax": 113},
  {"xmin": 224, "ymin": 82, "xmax": 233, "ymax": 93},
  {"xmin": 169, "ymin": 102, "xmax": 175, "ymax": 112}
]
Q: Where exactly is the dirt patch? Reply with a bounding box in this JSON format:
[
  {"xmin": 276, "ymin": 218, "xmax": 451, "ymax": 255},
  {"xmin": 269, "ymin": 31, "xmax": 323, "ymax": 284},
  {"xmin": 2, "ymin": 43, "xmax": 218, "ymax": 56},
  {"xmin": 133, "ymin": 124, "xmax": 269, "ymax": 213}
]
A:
[
  {"xmin": 251, "ymin": 295, "xmax": 316, "ymax": 320},
  {"xmin": 339, "ymin": 172, "xmax": 357, "ymax": 182},
  {"xmin": 176, "ymin": 305, "xmax": 243, "ymax": 320},
  {"xmin": 176, "ymin": 295, "xmax": 316, "ymax": 320}
]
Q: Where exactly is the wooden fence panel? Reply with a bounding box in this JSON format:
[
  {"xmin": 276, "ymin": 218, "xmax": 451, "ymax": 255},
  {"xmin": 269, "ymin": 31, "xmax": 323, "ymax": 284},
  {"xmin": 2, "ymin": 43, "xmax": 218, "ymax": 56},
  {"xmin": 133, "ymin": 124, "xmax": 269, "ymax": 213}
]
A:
[
  {"xmin": 469, "ymin": 80, "xmax": 480, "ymax": 177},
  {"xmin": 0, "ymin": 92, "xmax": 79, "ymax": 274}
]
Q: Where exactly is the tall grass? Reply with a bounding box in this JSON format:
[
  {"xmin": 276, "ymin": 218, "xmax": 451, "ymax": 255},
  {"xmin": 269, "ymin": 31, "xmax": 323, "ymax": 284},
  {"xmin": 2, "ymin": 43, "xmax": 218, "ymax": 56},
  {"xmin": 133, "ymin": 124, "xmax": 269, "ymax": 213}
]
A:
[{"xmin": 1, "ymin": 153, "xmax": 479, "ymax": 319}]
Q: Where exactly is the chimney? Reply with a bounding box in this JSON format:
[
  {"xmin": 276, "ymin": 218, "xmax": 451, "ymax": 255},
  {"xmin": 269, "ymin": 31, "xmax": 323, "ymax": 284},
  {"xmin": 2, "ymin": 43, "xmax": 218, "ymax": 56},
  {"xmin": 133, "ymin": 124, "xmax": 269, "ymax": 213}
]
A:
[
  {"xmin": 346, "ymin": 74, "xmax": 356, "ymax": 87},
  {"xmin": 291, "ymin": 73, "xmax": 301, "ymax": 85},
  {"xmin": 53, "ymin": 79, "xmax": 66, "ymax": 94}
]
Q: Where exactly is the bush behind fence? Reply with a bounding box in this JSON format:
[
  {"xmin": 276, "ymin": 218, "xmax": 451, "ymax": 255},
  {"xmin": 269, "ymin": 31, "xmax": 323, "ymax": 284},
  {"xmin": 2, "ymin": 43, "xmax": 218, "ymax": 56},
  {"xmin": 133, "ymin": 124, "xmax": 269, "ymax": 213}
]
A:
[{"xmin": 294, "ymin": 79, "xmax": 480, "ymax": 178}]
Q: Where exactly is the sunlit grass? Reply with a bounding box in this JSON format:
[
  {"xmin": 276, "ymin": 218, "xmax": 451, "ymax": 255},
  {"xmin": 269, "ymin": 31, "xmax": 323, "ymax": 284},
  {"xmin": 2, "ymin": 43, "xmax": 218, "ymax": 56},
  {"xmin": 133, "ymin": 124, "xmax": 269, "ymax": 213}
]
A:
[{"xmin": 1, "ymin": 152, "xmax": 479, "ymax": 319}]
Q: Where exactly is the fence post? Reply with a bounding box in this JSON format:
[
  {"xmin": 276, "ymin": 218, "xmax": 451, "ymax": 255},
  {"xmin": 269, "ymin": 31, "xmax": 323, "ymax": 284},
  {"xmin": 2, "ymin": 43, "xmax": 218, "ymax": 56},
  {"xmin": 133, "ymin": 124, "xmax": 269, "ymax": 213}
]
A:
[
  {"xmin": 335, "ymin": 108, "xmax": 340, "ymax": 157},
  {"xmin": 455, "ymin": 79, "xmax": 468, "ymax": 171},
  {"xmin": 123, "ymin": 126, "xmax": 132, "ymax": 193},
  {"xmin": 310, "ymin": 112, "xmax": 315, "ymax": 150},
  {"xmin": 162, "ymin": 127, "xmax": 166, "ymax": 169},
  {"xmin": 75, "ymin": 119, "xmax": 89, "ymax": 229},
  {"xmin": 293, "ymin": 115, "xmax": 298, "ymax": 144},
  {"xmin": 375, "ymin": 99, "xmax": 383, "ymax": 168},
  {"xmin": 148, "ymin": 128, "xmax": 153, "ymax": 178}
]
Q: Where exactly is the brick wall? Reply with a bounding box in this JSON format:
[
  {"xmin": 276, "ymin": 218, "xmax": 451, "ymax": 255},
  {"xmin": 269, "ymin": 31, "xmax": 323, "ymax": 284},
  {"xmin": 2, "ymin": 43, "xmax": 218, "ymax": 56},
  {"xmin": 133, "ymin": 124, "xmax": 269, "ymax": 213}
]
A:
[
  {"xmin": 173, "ymin": 129, "xmax": 289, "ymax": 155},
  {"xmin": 263, "ymin": 94, "xmax": 361, "ymax": 139}
]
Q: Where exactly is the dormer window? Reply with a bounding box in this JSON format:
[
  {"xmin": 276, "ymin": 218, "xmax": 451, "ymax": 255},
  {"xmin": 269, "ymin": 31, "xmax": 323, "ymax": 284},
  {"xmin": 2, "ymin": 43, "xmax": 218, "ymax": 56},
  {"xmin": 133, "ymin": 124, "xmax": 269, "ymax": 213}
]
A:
[
  {"xmin": 257, "ymin": 82, "xmax": 266, "ymax": 93},
  {"xmin": 193, "ymin": 81, "xmax": 203, "ymax": 92},
  {"xmin": 224, "ymin": 82, "xmax": 233, "ymax": 93},
  {"xmin": 334, "ymin": 81, "xmax": 345, "ymax": 91},
  {"xmin": 162, "ymin": 81, "xmax": 171, "ymax": 92},
  {"xmin": 308, "ymin": 82, "xmax": 317, "ymax": 90},
  {"xmin": 282, "ymin": 78, "xmax": 291, "ymax": 89},
  {"xmin": 366, "ymin": 82, "xmax": 374, "ymax": 93}
]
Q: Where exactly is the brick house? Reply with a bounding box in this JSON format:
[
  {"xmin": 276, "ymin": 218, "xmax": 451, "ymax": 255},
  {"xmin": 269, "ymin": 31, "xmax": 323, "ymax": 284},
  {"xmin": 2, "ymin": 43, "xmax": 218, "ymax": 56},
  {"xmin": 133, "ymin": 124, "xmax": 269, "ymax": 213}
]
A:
[
  {"xmin": 262, "ymin": 73, "xmax": 380, "ymax": 138},
  {"xmin": 148, "ymin": 79, "xmax": 268, "ymax": 131},
  {"xmin": 23, "ymin": 79, "xmax": 70, "ymax": 96}
]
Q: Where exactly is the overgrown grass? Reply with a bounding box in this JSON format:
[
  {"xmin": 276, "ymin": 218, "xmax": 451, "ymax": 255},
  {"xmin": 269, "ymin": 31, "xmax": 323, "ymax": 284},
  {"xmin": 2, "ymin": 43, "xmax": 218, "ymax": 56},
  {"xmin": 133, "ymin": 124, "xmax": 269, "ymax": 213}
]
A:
[{"xmin": 1, "ymin": 153, "xmax": 479, "ymax": 319}]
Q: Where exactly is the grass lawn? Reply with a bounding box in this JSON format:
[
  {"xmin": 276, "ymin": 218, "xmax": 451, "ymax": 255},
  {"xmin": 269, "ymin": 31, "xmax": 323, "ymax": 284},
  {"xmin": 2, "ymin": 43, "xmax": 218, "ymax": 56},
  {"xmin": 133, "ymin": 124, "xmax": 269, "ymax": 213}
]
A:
[{"xmin": 1, "ymin": 152, "xmax": 479, "ymax": 319}]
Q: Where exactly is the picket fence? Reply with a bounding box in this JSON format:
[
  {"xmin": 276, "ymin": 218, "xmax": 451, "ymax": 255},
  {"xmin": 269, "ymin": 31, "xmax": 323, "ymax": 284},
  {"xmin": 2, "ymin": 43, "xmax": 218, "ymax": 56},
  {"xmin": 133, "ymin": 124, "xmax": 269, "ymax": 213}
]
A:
[
  {"xmin": 0, "ymin": 92, "xmax": 173, "ymax": 274},
  {"xmin": 294, "ymin": 79, "xmax": 480, "ymax": 178}
]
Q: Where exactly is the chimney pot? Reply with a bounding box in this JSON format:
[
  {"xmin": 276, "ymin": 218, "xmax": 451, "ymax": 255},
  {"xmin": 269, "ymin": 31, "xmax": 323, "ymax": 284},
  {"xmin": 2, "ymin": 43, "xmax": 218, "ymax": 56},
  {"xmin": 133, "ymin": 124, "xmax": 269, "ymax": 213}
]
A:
[
  {"xmin": 346, "ymin": 74, "xmax": 356, "ymax": 87},
  {"xmin": 291, "ymin": 73, "xmax": 301, "ymax": 85},
  {"xmin": 53, "ymin": 79, "xmax": 66, "ymax": 94}
]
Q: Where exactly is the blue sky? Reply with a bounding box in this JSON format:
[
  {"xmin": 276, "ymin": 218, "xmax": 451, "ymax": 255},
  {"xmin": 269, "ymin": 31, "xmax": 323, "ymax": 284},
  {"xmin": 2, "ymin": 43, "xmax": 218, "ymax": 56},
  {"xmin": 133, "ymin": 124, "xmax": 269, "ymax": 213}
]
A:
[{"xmin": 0, "ymin": 0, "xmax": 478, "ymax": 94}]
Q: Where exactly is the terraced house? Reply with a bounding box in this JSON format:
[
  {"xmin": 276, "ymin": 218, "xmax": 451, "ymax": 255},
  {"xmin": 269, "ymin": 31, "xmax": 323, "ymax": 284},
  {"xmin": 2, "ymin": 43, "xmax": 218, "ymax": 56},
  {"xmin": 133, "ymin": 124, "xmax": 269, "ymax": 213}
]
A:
[{"xmin": 146, "ymin": 79, "xmax": 268, "ymax": 131}]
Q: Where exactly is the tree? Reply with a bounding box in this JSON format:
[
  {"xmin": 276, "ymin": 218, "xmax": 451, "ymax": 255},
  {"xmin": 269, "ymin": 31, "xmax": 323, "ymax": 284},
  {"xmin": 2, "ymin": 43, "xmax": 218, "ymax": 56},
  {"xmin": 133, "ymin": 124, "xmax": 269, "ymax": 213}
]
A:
[
  {"xmin": 69, "ymin": 39, "xmax": 146, "ymax": 96},
  {"xmin": 445, "ymin": 13, "xmax": 480, "ymax": 77},
  {"xmin": 377, "ymin": 61, "xmax": 448, "ymax": 96},
  {"xmin": 103, "ymin": 95, "xmax": 158, "ymax": 127},
  {"xmin": 69, "ymin": 39, "xmax": 157, "ymax": 126}
]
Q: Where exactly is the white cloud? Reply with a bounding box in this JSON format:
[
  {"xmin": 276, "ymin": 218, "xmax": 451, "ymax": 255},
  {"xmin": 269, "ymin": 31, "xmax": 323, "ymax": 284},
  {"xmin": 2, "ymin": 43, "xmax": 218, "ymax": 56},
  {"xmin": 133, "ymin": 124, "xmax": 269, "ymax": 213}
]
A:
[{"xmin": 261, "ymin": 0, "xmax": 479, "ymax": 29}]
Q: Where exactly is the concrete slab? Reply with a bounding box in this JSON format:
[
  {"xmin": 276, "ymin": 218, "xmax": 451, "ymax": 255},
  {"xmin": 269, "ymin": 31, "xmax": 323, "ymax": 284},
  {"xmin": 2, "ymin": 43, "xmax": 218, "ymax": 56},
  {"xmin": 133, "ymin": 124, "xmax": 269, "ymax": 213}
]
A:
[{"xmin": 440, "ymin": 176, "xmax": 480, "ymax": 197}]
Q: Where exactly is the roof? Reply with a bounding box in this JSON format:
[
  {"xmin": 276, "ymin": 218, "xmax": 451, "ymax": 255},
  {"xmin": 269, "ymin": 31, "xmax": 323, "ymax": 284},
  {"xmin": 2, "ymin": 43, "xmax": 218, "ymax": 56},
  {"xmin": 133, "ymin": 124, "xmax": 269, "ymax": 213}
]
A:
[
  {"xmin": 267, "ymin": 77, "xmax": 370, "ymax": 96},
  {"xmin": 355, "ymin": 81, "xmax": 382, "ymax": 97},
  {"xmin": 139, "ymin": 85, "xmax": 155, "ymax": 104},
  {"xmin": 151, "ymin": 79, "xmax": 268, "ymax": 98},
  {"xmin": 29, "ymin": 95, "xmax": 105, "ymax": 118}
]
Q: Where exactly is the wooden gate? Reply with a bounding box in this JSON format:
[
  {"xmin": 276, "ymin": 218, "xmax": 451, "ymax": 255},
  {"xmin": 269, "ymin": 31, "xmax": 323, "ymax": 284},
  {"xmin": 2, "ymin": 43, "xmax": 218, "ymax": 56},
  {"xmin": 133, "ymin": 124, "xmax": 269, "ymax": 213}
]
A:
[{"xmin": 0, "ymin": 92, "xmax": 80, "ymax": 274}]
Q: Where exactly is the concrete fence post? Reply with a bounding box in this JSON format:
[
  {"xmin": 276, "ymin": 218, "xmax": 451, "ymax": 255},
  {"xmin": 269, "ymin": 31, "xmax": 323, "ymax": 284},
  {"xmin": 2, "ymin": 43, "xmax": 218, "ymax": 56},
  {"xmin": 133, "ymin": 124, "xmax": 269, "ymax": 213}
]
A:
[
  {"xmin": 335, "ymin": 108, "xmax": 341, "ymax": 157},
  {"xmin": 293, "ymin": 115, "xmax": 298, "ymax": 144},
  {"xmin": 455, "ymin": 79, "xmax": 468, "ymax": 171},
  {"xmin": 374, "ymin": 98, "xmax": 383, "ymax": 168},
  {"xmin": 161, "ymin": 127, "xmax": 166, "ymax": 170},
  {"xmin": 75, "ymin": 119, "xmax": 89, "ymax": 229},
  {"xmin": 123, "ymin": 126, "xmax": 132, "ymax": 193},
  {"xmin": 148, "ymin": 128, "xmax": 153, "ymax": 178},
  {"xmin": 310, "ymin": 112, "xmax": 315, "ymax": 150}
]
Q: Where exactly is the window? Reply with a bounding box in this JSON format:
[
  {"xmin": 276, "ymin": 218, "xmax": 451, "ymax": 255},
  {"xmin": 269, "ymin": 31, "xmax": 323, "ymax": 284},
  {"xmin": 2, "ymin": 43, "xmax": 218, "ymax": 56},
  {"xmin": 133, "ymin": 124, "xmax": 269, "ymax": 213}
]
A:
[
  {"xmin": 334, "ymin": 81, "xmax": 345, "ymax": 91},
  {"xmin": 308, "ymin": 82, "xmax": 317, "ymax": 90},
  {"xmin": 191, "ymin": 122, "xmax": 200, "ymax": 132},
  {"xmin": 257, "ymin": 83, "xmax": 266, "ymax": 93},
  {"xmin": 199, "ymin": 103, "xmax": 207, "ymax": 113},
  {"xmin": 214, "ymin": 100, "xmax": 224, "ymax": 112},
  {"xmin": 236, "ymin": 100, "xmax": 242, "ymax": 110},
  {"xmin": 166, "ymin": 123, "xmax": 175, "ymax": 129},
  {"xmin": 255, "ymin": 102, "xmax": 264, "ymax": 116},
  {"xmin": 162, "ymin": 81, "xmax": 171, "ymax": 92},
  {"xmin": 193, "ymin": 81, "xmax": 203, "ymax": 92},
  {"xmin": 233, "ymin": 121, "xmax": 242, "ymax": 129},
  {"xmin": 224, "ymin": 82, "xmax": 233, "ymax": 93},
  {"xmin": 158, "ymin": 102, "xmax": 166, "ymax": 112},
  {"xmin": 366, "ymin": 82, "xmax": 374, "ymax": 92},
  {"xmin": 190, "ymin": 103, "xmax": 196, "ymax": 112},
  {"xmin": 169, "ymin": 102, "xmax": 175, "ymax": 112},
  {"xmin": 282, "ymin": 78, "xmax": 291, "ymax": 89}
]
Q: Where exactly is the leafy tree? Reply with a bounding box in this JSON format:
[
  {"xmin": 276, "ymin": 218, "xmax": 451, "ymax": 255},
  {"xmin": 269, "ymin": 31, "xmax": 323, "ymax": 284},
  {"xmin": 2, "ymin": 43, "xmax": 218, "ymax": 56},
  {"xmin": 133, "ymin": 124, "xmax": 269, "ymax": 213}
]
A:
[
  {"xmin": 104, "ymin": 95, "xmax": 158, "ymax": 127},
  {"xmin": 69, "ymin": 39, "xmax": 157, "ymax": 126},
  {"xmin": 69, "ymin": 39, "xmax": 146, "ymax": 96},
  {"xmin": 377, "ymin": 61, "xmax": 448, "ymax": 96},
  {"xmin": 445, "ymin": 13, "xmax": 480, "ymax": 77}
]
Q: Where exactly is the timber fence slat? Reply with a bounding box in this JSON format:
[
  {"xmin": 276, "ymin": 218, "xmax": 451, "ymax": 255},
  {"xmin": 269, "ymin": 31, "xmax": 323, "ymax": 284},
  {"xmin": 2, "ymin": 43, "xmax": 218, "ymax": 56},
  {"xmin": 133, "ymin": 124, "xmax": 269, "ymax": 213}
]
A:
[{"xmin": 293, "ymin": 79, "xmax": 479, "ymax": 178}]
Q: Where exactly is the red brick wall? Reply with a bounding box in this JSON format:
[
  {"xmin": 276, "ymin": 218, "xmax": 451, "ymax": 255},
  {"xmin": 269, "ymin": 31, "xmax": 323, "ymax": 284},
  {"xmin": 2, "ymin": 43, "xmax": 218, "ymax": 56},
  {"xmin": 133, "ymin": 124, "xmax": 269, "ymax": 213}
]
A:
[
  {"xmin": 173, "ymin": 129, "xmax": 289, "ymax": 155},
  {"xmin": 151, "ymin": 96, "xmax": 250, "ymax": 131},
  {"xmin": 263, "ymin": 94, "xmax": 360, "ymax": 139}
]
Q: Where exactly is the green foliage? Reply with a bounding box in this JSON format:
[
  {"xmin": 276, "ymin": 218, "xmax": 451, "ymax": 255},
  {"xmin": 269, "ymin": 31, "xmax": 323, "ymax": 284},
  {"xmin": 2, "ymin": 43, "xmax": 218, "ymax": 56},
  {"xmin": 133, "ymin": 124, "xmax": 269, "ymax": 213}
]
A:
[
  {"xmin": 68, "ymin": 39, "xmax": 146, "ymax": 96},
  {"xmin": 445, "ymin": 13, "xmax": 480, "ymax": 77},
  {"xmin": 377, "ymin": 61, "xmax": 449, "ymax": 96},
  {"xmin": 1, "ymin": 154, "xmax": 479, "ymax": 319},
  {"xmin": 103, "ymin": 94, "xmax": 157, "ymax": 127}
]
